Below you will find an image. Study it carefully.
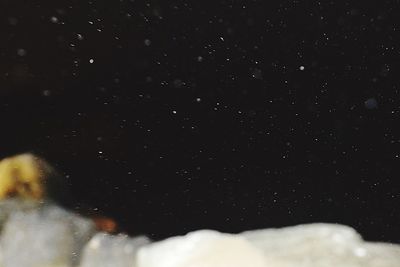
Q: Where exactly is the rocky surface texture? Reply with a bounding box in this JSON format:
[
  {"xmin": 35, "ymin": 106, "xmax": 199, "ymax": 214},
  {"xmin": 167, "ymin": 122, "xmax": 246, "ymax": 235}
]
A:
[{"xmin": 0, "ymin": 198, "xmax": 399, "ymax": 267}]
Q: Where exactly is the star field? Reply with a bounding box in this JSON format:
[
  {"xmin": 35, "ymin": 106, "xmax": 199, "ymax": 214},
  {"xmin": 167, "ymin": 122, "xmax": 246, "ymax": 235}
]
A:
[{"xmin": 1, "ymin": 0, "xmax": 399, "ymax": 242}]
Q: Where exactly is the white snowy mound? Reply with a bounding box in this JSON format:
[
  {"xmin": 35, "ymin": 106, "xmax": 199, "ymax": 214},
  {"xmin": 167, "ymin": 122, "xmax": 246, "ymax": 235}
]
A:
[
  {"xmin": 136, "ymin": 230, "xmax": 268, "ymax": 267},
  {"xmin": 137, "ymin": 224, "xmax": 400, "ymax": 267},
  {"xmin": 241, "ymin": 224, "xmax": 400, "ymax": 267}
]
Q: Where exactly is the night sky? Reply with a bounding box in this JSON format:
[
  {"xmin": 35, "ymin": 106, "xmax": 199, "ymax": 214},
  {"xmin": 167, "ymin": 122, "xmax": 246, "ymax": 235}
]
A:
[{"xmin": 1, "ymin": 1, "xmax": 399, "ymax": 243}]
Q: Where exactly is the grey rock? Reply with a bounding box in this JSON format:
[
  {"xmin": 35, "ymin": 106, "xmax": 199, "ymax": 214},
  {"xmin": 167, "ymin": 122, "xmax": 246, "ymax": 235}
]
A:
[
  {"xmin": 0, "ymin": 203, "xmax": 96, "ymax": 267},
  {"xmin": 0, "ymin": 198, "xmax": 42, "ymax": 231}
]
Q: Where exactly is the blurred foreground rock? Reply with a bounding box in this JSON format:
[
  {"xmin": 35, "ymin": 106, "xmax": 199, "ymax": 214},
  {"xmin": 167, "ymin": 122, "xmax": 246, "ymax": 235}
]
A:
[
  {"xmin": 0, "ymin": 198, "xmax": 400, "ymax": 267},
  {"xmin": 79, "ymin": 233, "xmax": 150, "ymax": 267},
  {"xmin": 0, "ymin": 199, "xmax": 96, "ymax": 267},
  {"xmin": 0, "ymin": 153, "xmax": 399, "ymax": 267}
]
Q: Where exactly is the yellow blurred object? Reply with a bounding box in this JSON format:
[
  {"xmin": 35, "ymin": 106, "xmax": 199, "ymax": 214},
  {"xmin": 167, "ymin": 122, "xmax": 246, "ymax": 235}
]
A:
[
  {"xmin": 0, "ymin": 153, "xmax": 119, "ymax": 233},
  {"xmin": 0, "ymin": 153, "xmax": 52, "ymax": 200}
]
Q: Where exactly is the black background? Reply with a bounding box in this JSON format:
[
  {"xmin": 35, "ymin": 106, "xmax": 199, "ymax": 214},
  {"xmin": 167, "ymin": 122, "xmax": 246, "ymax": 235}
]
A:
[{"xmin": 1, "ymin": 0, "xmax": 399, "ymax": 242}]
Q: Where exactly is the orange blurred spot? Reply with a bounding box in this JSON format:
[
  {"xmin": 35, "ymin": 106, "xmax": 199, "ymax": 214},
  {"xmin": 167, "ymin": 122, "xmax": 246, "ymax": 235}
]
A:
[{"xmin": 92, "ymin": 216, "xmax": 118, "ymax": 233}]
